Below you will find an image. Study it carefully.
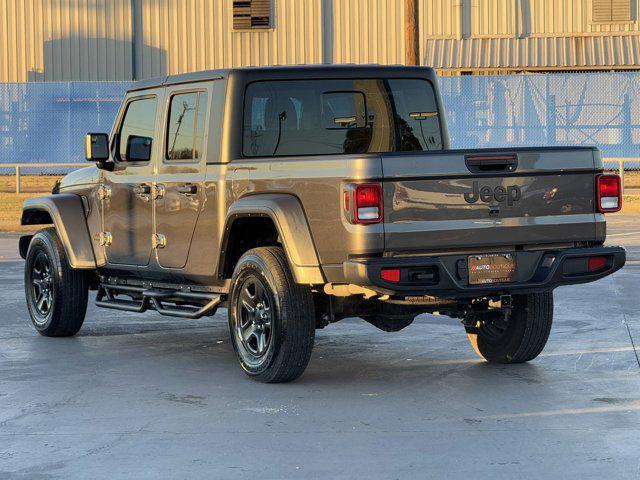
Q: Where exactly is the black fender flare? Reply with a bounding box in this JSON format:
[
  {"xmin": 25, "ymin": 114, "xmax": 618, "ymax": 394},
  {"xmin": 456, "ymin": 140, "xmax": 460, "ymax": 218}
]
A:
[
  {"xmin": 21, "ymin": 194, "xmax": 96, "ymax": 269},
  {"xmin": 219, "ymin": 194, "xmax": 324, "ymax": 284}
]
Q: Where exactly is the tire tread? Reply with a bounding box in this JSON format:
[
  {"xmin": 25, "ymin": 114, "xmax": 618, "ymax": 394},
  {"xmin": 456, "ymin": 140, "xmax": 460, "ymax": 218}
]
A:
[
  {"xmin": 25, "ymin": 228, "xmax": 88, "ymax": 337},
  {"xmin": 470, "ymin": 292, "xmax": 553, "ymax": 364}
]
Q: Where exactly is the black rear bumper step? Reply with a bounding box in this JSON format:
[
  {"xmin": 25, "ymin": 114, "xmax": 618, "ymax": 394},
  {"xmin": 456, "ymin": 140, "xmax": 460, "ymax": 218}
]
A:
[
  {"xmin": 343, "ymin": 246, "xmax": 626, "ymax": 298},
  {"xmin": 96, "ymin": 284, "xmax": 224, "ymax": 319}
]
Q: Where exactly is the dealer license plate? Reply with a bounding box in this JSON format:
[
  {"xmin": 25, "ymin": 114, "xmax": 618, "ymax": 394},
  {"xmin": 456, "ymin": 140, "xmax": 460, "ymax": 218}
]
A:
[{"xmin": 468, "ymin": 254, "xmax": 517, "ymax": 285}]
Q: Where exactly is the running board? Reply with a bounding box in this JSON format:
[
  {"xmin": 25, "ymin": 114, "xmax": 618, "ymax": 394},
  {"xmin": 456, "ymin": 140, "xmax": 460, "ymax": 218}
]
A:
[{"xmin": 96, "ymin": 284, "xmax": 224, "ymax": 319}]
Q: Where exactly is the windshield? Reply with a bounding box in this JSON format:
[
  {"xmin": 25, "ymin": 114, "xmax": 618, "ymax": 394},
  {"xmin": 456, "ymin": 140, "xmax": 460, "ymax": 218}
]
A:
[{"xmin": 242, "ymin": 78, "xmax": 443, "ymax": 157}]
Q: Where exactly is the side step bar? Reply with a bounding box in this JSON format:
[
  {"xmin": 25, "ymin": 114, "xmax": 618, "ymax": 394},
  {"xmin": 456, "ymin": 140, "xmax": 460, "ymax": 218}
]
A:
[{"xmin": 96, "ymin": 284, "xmax": 225, "ymax": 319}]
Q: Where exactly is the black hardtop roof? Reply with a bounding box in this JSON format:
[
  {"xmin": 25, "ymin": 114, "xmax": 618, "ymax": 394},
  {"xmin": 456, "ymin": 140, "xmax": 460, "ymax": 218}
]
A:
[{"xmin": 127, "ymin": 64, "xmax": 437, "ymax": 92}]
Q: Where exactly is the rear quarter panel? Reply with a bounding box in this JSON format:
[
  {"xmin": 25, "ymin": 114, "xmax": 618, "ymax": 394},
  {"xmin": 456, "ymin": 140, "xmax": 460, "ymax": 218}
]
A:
[{"xmin": 230, "ymin": 154, "xmax": 384, "ymax": 266}]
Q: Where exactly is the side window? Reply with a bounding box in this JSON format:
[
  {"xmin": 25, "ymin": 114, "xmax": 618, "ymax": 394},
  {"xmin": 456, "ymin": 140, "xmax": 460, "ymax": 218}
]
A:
[
  {"xmin": 118, "ymin": 97, "xmax": 158, "ymax": 162},
  {"xmin": 387, "ymin": 79, "xmax": 442, "ymax": 151},
  {"xmin": 166, "ymin": 91, "xmax": 208, "ymax": 160}
]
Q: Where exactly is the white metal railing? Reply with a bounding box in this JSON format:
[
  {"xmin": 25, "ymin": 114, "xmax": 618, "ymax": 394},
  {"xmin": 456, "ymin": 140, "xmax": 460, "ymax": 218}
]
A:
[
  {"xmin": 2, "ymin": 163, "xmax": 80, "ymax": 194},
  {"xmin": 1, "ymin": 159, "xmax": 638, "ymax": 194},
  {"xmin": 602, "ymin": 158, "xmax": 638, "ymax": 195}
]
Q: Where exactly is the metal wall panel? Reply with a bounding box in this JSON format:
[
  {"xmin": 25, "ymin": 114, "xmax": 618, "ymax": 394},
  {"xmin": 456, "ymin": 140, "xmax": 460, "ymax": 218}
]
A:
[
  {"xmin": 135, "ymin": 0, "xmax": 322, "ymax": 79},
  {"xmin": 526, "ymin": 0, "xmax": 640, "ymax": 35},
  {"xmin": 333, "ymin": 0, "xmax": 404, "ymax": 64},
  {"xmin": 420, "ymin": 0, "xmax": 459, "ymax": 38},
  {"xmin": 0, "ymin": 0, "xmax": 133, "ymax": 82},
  {"xmin": 0, "ymin": 0, "xmax": 322, "ymax": 81},
  {"xmin": 330, "ymin": 0, "xmax": 404, "ymax": 65},
  {"xmin": 419, "ymin": 0, "xmax": 640, "ymax": 39},
  {"xmin": 2, "ymin": 0, "xmax": 640, "ymax": 82},
  {"xmin": 420, "ymin": 0, "xmax": 640, "ymax": 72},
  {"xmin": 425, "ymin": 35, "xmax": 640, "ymax": 70}
]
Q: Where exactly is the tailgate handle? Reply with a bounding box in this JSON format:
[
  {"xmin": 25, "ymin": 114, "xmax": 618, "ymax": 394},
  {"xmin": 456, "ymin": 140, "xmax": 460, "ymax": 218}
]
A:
[{"xmin": 465, "ymin": 154, "xmax": 518, "ymax": 174}]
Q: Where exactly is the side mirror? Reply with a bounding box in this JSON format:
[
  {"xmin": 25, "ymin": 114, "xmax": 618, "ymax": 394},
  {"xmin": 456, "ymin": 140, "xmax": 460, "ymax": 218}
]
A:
[
  {"xmin": 126, "ymin": 135, "xmax": 152, "ymax": 162},
  {"xmin": 85, "ymin": 133, "xmax": 110, "ymax": 162}
]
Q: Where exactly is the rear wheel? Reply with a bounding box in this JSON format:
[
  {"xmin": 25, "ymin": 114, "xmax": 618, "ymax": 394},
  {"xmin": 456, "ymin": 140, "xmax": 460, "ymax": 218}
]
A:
[
  {"xmin": 24, "ymin": 228, "xmax": 89, "ymax": 337},
  {"xmin": 228, "ymin": 247, "xmax": 315, "ymax": 383},
  {"xmin": 467, "ymin": 292, "xmax": 553, "ymax": 363}
]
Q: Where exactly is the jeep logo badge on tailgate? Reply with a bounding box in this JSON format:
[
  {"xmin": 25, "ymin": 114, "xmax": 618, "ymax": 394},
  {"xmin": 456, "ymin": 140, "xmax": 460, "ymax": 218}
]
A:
[{"xmin": 464, "ymin": 181, "xmax": 521, "ymax": 206}]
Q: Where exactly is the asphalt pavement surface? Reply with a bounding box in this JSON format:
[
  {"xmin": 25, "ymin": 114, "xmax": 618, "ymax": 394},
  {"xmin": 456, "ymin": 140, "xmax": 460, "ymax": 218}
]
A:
[{"xmin": 1, "ymin": 216, "xmax": 639, "ymax": 479}]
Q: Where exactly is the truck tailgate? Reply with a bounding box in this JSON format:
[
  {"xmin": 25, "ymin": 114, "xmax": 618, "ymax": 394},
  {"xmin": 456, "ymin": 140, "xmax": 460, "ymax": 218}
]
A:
[{"xmin": 381, "ymin": 147, "xmax": 604, "ymax": 253}]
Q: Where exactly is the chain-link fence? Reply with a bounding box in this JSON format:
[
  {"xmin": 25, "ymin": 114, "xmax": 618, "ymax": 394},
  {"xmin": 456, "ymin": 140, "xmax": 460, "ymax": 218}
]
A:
[
  {"xmin": 441, "ymin": 72, "xmax": 640, "ymax": 168},
  {"xmin": 0, "ymin": 82, "xmax": 129, "ymax": 174},
  {"xmin": 1, "ymin": 73, "xmax": 639, "ymax": 172}
]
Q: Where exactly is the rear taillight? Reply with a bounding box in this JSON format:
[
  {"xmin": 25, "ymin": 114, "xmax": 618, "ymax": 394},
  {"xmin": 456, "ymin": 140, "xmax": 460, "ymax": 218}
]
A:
[
  {"xmin": 344, "ymin": 183, "xmax": 383, "ymax": 224},
  {"xmin": 597, "ymin": 174, "xmax": 622, "ymax": 213},
  {"xmin": 380, "ymin": 268, "xmax": 401, "ymax": 283},
  {"xmin": 588, "ymin": 256, "xmax": 607, "ymax": 272}
]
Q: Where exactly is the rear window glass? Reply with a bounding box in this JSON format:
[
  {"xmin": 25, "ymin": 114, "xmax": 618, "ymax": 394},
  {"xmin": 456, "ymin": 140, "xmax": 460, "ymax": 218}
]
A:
[{"xmin": 242, "ymin": 78, "xmax": 442, "ymax": 157}]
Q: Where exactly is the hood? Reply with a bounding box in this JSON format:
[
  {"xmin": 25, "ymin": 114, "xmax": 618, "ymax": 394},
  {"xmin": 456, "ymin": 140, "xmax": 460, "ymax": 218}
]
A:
[{"xmin": 58, "ymin": 166, "xmax": 100, "ymax": 191}]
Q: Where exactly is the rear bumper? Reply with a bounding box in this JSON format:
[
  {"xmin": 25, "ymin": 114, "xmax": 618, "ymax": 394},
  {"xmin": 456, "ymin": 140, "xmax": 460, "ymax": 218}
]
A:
[{"xmin": 343, "ymin": 246, "xmax": 626, "ymax": 298}]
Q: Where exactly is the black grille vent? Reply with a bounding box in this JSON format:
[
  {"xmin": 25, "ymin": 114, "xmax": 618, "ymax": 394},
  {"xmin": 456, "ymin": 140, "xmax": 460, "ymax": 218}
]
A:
[
  {"xmin": 233, "ymin": 0, "xmax": 272, "ymax": 30},
  {"xmin": 592, "ymin": 0, "xmax": 631, "ymax": 23}
]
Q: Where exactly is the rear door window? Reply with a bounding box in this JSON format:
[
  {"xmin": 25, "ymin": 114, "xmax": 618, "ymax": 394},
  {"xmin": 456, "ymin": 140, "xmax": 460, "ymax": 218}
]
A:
[
  {"xmin": 242, "ymin": 78, "xmax": 442, "ymax": 157},
  {"xmin": 166, "ymin": 91, "xmax": 208, "ymax": 160}
]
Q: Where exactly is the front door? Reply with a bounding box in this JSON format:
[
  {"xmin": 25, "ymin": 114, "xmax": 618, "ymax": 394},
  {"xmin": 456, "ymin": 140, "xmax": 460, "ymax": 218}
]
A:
[
  {"xmin": 154, "ymin": 89, "xmax": 209, "ymax": 269},
  {"xmin": 102, "ymin": 94, "xmax": 160, "ymax": 266}
]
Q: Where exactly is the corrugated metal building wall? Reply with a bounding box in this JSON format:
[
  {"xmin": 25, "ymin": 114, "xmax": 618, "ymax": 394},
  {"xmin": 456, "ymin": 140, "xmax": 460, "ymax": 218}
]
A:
[
  {"xmin": 0, "ymin": 0, "xmax": 134, "ymax": 81},
  {"xmin": 1, "ymin": 0, "xmax": 639, "ymax": 81},
  {"xmin": 422, "ymin": 0, "xmax": 640, "ymax": 73},
  {"xmin": 134, "ymin": 0, "xmax": 323, "ymax": 79},
  {"xmin": 0, "ymin": 0, "xmax": 323, "ymax": 81},
  {"xmin": 330, "ymin": 0, "xmax": 404, "ymax": 65}
]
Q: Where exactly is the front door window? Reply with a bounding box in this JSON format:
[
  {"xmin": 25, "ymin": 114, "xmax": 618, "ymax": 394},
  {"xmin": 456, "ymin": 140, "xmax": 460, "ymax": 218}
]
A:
[{"xmin": 118, "ymin": 97, "xmax": 158, "ymax": 162}]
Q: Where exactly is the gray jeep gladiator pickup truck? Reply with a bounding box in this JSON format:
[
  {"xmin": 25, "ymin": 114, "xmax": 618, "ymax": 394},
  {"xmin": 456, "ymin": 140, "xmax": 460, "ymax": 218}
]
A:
[{"xmin": 20, "ymin": 65, "xmax": 625, "ymax": 382}]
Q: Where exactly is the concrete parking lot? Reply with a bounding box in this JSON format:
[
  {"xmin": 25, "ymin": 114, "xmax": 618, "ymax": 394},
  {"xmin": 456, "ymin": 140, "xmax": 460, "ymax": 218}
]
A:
[{"xmin": 1, "ymin": 216, "xmax": 639, "ymax": 480}]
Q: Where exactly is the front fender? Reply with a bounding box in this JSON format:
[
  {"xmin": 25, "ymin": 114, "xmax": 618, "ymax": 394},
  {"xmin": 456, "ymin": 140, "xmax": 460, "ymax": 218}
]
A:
[
  {"xmin": 222, "ymin": 194, "xmax": 324, "ymax": 284},
  {"xmin": 21, "ymin": 194, "xmax": 96, "ymax": 269}
]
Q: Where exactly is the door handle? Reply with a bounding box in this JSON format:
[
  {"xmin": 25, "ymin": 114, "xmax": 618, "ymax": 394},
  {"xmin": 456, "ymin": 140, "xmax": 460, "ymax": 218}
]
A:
[
  {"xmin": 465, "ymin": 154, "xmax": 518, "ymax": 173},
  {"xmin": 133, "ymin": 184, "xmax": 151, "ymax": 199},
  {"xmin": 176, "ymin": 184, "xmax": 198, "ymax": 195},
  {"xmin": 153, "ymin": 184, "xmax": 166, "ymax": 200}
]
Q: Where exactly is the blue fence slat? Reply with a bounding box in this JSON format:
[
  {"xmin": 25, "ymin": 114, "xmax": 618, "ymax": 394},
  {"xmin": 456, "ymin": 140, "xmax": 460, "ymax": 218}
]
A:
[
  {"xmin": 0, "ymin": 82, "xmax": 130, "ymax": 173},
  {"xmin": 439, "ymin": 72, "xmax": 640, "ymax": 168},
  {"xmin": 0, "ymin": 73, "xmax": 638, "ymax": 171}
]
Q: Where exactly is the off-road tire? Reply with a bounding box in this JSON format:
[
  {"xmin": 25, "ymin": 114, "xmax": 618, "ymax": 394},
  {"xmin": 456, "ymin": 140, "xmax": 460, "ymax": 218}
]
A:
[
  {"xmin": 467, "ymin": 292, "xmax": 553, "ymax": 363},
  {"xmin": 228, "ymin": 246, "xmax": 315, "ymax": 383},
  {"xmin": 24, "ymin": 227, "xmax": 89, "ymax": 337}
]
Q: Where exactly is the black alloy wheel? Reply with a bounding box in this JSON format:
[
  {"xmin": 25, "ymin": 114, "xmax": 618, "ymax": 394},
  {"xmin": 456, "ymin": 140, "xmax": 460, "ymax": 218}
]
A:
[
  {"xmin": 24, "ymin": 227, "xmax": 88, "ymax": 337},
  {"xmin": 30, "ymin": 251, "xmax": 55, "ymax": 320},
  {"xmin": 234, "ymin": 275, "xmax": 274, "ymax": 363}
]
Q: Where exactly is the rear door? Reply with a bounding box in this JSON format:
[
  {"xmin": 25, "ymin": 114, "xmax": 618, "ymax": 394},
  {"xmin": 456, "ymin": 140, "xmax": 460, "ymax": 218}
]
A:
[
  {"xmin": 382, "ymin": 147, "xmax": 600, "ymax": 253},
  {"xmin": 153, "ymin": 86, "xmax": 209, "ymax": 269}
]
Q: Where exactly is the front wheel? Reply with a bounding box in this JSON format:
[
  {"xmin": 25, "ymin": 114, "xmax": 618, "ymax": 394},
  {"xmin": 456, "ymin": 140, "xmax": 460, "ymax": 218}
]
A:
[
  {"xmin": 228, "ymin": 247, "xmax": 315, "ymax": 383},
  {"xmin": 467, "ymin": 292, "xmax": 553, "ymax": 363},
  {"xmin": 24, "ymin": 228, "xmax": 89, "ymax": 337}
]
